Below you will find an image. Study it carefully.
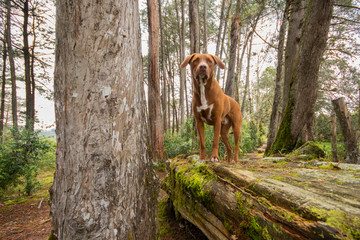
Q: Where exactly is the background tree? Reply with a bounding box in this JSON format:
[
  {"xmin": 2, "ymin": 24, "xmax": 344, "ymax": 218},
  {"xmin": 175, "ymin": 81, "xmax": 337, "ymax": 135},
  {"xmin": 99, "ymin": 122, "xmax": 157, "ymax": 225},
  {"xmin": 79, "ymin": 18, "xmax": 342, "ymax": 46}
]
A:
[
  {"xmin": 148, "ymin": 0, "xmax": 165, "ymax": 161},
  {"xmin": 51, "ymin": 0, "xmax": 158, "ymax": 238},
  {"xmin": 267, "ymin": 0, "xmax": 334, "ymax": 155},
  {"xmin": 225, "ymin": 0, "xmax": 242, "ymax": 98},
  {"xmin": 265, "ymin": 1, "xmax": 289, "ymax": 153},
  {"xmin": 189, "ymin": 0, "xmax": 200, "ymax": 53}
]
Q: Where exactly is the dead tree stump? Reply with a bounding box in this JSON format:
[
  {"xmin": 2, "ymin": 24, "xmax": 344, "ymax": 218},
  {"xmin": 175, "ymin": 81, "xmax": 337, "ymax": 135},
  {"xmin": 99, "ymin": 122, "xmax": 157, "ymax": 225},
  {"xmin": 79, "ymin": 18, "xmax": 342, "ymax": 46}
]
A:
[{"xmin": 332, "ymin": 97, "xmax": 360, "ymax": 164}]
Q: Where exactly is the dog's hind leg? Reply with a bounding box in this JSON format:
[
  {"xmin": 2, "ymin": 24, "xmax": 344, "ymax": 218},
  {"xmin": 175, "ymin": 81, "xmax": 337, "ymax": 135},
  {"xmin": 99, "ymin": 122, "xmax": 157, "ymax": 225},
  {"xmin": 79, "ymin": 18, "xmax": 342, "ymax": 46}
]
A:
[
  {"xmin": 221, "ymin": 122, "xmax": 232, "ymax": 162},
  {"xmin": 232, "ymin": 125, "xmax": 241, "ymax": 162}
]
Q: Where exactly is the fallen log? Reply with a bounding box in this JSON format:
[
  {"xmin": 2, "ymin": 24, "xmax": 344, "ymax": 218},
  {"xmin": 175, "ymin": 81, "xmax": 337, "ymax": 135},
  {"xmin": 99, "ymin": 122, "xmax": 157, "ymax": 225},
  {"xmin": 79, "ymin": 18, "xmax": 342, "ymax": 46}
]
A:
[{"xmin": 163, "ymin": 154, "xmax": 360, "ymax": 240}]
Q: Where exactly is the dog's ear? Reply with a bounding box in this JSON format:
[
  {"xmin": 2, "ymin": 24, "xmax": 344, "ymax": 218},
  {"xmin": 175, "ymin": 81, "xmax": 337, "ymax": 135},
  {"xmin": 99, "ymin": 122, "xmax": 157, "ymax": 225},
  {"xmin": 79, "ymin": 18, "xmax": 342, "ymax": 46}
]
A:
[
  {"xmin": 180, "ymin": 53, "xmax": 197, "ymax": 68},
  {"xmin": 211, "ymin": 55, "xmax": 225, "ymax": 69}
]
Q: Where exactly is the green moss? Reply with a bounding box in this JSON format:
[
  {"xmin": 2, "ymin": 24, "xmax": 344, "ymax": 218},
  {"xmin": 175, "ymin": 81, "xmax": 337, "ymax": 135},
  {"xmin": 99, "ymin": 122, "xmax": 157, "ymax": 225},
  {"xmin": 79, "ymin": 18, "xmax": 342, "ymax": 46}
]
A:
[
  {"xmin": 309, "ymin": 207, "xmax": 360, "ymax": 238},
  {"xmin": 158, "ymin": 197, "xmax": 171, "ymax": 237},
  {"xmin": 290, "ymin": 141, "xmax": 326, "ymax": 160},
  {"xmin": 47, "ymin": 233, "xmax": 57, "ymax": 240},
  {"xmin": 235, "ymin": 192, "xmax": 263, "ymax": 239},
  {"xmin": 318, "ymin": 163, "xmax": 341, "ymax": 170},
  {"xmin": 266, "ymin": 95, "xmax": 296, "ymax": 156},
  {"xmin": 271, "ymin": 175, "xmax": 287, "ymax": 182},
  {"xmin": 168, "ymin": 160, "xmax": 217, "ymax": 217}
]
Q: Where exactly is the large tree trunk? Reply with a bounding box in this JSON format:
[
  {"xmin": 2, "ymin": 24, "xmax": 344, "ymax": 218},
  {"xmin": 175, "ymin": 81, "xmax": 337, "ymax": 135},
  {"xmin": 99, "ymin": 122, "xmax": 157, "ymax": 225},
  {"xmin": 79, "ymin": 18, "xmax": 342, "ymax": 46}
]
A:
[
  {"xmin": 5, "ymin": 0, "xmax": 17, "ymax": 129},
  {"xmin": 265, "ymin": 2, "xmax": 289, "ymax": 154},
  {"xmin": 189, "ymin": 0, "xmax": 200, "ymax": 53},
  {"xmin": 0, "ymin": 40, "xmax": 6, "ymax": 140},
  {"xmin": 267, "ymin": 0, "xmax": 334, "ymax": 155},
  {"xmin": 332, "ymin": 98, "xmax": 360, "ymax": 164},
  {"xmin": 148, "ymin": 0, "xmax": 165, "ymax": 161},
  {"xmin": 51, "ymin": 0, "xmax": 158, "ymax": 239},
  {"xmin": 225, "ymin": 0, "xmax": 241, "ymax": 98},
  {"xmin": 282, "ymin": 0, "xmax": 306, "ymax": 115}
]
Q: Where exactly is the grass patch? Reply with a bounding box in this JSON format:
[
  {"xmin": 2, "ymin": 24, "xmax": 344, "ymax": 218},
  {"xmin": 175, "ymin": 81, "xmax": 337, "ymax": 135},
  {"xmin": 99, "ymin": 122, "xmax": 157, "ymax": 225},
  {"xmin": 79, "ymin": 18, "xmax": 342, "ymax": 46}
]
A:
[{"xmin": 1, "ymin": 169, "xmax": 54, "ymax": 205}]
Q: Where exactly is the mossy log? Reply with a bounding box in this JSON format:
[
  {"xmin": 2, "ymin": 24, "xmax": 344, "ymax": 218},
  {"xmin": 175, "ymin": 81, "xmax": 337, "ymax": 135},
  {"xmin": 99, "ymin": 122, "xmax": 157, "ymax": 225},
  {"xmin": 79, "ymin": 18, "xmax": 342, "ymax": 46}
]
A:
[{"xmin": 163, "ymin": 154, "xmax": 360, "ymax": 240}]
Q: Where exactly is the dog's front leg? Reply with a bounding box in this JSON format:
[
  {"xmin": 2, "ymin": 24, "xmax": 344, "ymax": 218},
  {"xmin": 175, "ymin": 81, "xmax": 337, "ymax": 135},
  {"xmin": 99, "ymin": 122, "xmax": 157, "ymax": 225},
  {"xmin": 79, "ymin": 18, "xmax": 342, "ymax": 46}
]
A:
[
  {"xmin": 210, "ymin": 119, "xmax": 221, "ymax": 162},
  {"xmin": 196, "ymin": 119, "xmax": 207, "ymax": 161}
]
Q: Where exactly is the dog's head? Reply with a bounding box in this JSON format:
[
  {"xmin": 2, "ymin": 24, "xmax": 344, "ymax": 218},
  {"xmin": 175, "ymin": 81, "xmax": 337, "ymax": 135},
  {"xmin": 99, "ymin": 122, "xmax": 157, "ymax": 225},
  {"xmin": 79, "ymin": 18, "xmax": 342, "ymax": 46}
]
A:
[{"xmin": 180, "ymin": 53, "xmax": 225, "ymax": 82}]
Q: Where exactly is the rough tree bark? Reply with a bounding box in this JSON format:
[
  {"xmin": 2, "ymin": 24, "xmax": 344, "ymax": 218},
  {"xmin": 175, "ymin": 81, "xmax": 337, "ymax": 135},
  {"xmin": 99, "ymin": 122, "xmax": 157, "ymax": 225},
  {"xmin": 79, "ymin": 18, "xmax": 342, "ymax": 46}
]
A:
[
  {"xmin": 148, "ymin": 0, "xmax": 165, "ymax": 161},
  {"xmin": 282, "ymin": 0, "xmax": 306, "ymax": 115},
  {"xmin": 268, "ymin": 0, "xmax": 334, "ymax": 155},
  {"xmin": 332, "ymin": 98, "xmax": 359, "ymax": 164},
  {"xmin": 5, "ymin": 0, "xmax": 17, "ymax": 129},
  {"xmin": 265, "ymin": 2, "xmax": 289, "ymax": 154},
  {"xmin": 51, "ymin": 0, "xmax": 158, "ymax": 239},
  {"xmin": 225, "ymin": 0, "xmax": 242, "ymax": 98},
  {"xmin": 189, "ymin": 0, "xmax": 200, "ymax": 53}
]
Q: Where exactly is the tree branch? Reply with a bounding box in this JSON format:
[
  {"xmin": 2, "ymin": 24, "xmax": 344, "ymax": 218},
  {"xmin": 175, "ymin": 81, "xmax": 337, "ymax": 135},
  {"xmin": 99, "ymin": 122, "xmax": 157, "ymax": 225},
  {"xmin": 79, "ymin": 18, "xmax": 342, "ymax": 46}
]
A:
[
  {"xmin": 253, "ymin": 29, "xmax": 277, "ymax": 49},
  {"xmin": 334, "ymin": 4, "xmax": 360, "ymax": 11},
  {"xmin": 332, "ymin": 16, "xmax": 360, "ymax": 24}
]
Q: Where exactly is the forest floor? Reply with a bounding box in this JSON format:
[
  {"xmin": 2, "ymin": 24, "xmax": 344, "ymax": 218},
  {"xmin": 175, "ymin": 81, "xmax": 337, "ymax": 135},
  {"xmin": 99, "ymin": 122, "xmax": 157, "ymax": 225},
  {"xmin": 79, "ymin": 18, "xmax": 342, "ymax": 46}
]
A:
[
  {"xmin": 0, "ymin": 171, "xmax": 53, "ymax": 240},
  {"xmin": 0, "ymin": 145, "xmax": 265, "ymax": 240}
]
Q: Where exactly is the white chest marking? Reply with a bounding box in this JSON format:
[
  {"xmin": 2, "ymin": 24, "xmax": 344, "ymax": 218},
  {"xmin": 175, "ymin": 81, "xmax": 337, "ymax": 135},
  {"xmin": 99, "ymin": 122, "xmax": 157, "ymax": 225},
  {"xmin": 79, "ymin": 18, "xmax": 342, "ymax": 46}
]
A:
[{"xmin": 196, "ymin": 79, "xmax": 214, "ymax": 121}]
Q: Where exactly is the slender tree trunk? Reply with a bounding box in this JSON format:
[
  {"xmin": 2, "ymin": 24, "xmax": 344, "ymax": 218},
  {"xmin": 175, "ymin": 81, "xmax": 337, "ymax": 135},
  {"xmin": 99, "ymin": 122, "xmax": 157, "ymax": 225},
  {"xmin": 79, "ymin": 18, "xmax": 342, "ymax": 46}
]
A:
[
  {"xmin": 159, "ymin": 0, "xmax": 167, "ymax": 133},
  {"xmin": 225, "ymin": 0, "xmax": 242, "ymax": 98},
  {"xmin": 181, "ymin": 0, "xmax": 189, "ymax": 118},
  {"xmin": 5, "ymin": 0, "xmax": 17, "ymax": 129},
  {"xmin": 215, "ymin": 0, "xmax": 226, "ymax": 58},
  {"xmin": 216, "ymin": 0, "xmax": 232, "ymax": 81},
  {"xmin": 30, "ymin": 12, "xmax": 36, "ymax": 128},
  {"xmin": 148, "ymin": 0, "xmax": 165, "ymax": 161},
  {"xmin": 331, "ymin": 111, "xmax": 338, "ymax": 162},
  {"xmin": 51, "ymin": 0, "xmax": 158, "ymax": 238},
  {"xmin": 175, "ymin": 0, "xmax": 186, "ymax": 126},
  {"xmin": 0, "ymin": 40, "xmax": 7, "ymax": 140},
  {"xmin": 265, "ymin": 2, "xmax": 289, "ymax": 153},
  {"xmin": 268, "ymin": 0, "xmax": 334, "ymax": 155},
  {"xmin": 203, "ymin": 0, "xmax": 208, "ymax": 53},
  {"xmin": 282, "ymin": 0, "xmax": 306, "ymax": 115},
  {"xmin": 23, "ymin": 0, "xmax": 34, "ymax": 130},
  {"xmin": 241, "ymin": 32, "xmax": 254, "ymax": 115},
  {"xmin": 332, "ymin": 98, "xmax": 359, "ymax": 164},
  {"xmin": 189, "ymin": 0, "xmax": 200, "ymax": 53},
  {"xmin": 234, "ymin": 26, "xmax": 251, "ymax": 103}
]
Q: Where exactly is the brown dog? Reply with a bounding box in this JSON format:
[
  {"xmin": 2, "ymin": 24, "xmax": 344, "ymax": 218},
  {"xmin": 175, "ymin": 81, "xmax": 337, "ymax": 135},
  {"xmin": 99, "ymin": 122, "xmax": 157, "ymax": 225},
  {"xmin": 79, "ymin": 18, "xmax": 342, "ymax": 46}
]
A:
[{"xmin": 180, "ymin": 53, "xmax": 242, "ymax": 162}]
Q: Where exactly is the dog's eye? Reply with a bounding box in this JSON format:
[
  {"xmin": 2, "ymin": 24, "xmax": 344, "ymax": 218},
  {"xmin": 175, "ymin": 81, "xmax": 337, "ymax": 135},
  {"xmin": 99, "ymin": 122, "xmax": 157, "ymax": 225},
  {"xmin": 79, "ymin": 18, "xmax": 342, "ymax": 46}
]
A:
[
  {"xmin": 193, "ymin": 58, "xmax": 199, "ymax": 63},
  {"xmin": 207, "ymin": 59, "xmax": 213, "ymax": 65}
]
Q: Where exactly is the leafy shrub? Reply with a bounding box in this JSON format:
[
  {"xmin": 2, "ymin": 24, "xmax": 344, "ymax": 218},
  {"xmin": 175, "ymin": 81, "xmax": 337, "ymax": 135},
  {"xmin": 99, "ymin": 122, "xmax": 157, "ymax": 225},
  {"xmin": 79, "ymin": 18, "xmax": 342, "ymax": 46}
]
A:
[
  {"xmin": 240, "ymin": 121, "xmax": 264, "ymax": 154},
  {"xmin": 0, "ymin": 127, "xmax": 53, "ymax": 196},
  {"xmin": 164, "ymin": 116, "xmax": 265, "ymax": 159}
]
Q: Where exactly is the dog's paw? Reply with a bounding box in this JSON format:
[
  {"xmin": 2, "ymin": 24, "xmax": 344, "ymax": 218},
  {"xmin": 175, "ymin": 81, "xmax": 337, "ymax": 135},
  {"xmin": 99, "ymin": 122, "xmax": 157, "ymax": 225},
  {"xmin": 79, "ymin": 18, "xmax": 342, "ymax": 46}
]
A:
[{"xmin": 210, "ymin": 157, "xmax": 219, "ymax": 162}]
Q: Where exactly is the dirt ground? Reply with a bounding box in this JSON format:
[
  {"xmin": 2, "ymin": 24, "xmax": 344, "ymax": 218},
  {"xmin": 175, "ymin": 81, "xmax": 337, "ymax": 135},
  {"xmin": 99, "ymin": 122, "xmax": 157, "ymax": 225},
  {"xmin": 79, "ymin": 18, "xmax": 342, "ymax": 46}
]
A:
[
  {"xmin": 0, "ymin": 171, "xmax": 207, "ymax": 240},
  {"xmin": 0, "ymin": 200, "xmax": 51, "ymax": 240}
]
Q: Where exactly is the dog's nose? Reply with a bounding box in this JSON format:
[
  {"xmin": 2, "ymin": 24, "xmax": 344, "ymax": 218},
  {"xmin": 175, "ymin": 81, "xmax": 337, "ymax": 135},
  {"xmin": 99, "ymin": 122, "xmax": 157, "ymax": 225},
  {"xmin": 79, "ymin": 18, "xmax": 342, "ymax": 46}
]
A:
[{"xmin": 199, "ymin": 64, "xmax": 207, "ymax": 70}]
